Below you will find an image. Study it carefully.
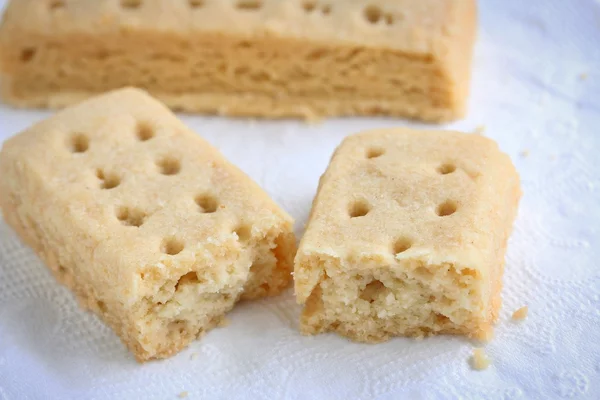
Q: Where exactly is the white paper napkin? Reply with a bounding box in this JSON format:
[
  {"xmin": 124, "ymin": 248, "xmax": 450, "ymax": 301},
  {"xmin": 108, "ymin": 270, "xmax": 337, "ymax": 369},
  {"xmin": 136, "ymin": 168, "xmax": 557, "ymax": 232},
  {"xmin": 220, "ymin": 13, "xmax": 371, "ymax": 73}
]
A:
[{"xmin": 0, "ymin": 0, "xmax": 599, "ymax": 398}]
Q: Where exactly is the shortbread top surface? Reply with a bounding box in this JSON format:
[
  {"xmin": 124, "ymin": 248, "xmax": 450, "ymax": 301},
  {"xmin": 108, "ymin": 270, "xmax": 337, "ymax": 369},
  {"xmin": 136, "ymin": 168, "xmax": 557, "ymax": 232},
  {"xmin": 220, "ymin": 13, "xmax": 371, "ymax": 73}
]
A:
[
  {"xmin": 0, "ymin": 87, "xmax": 292, "ymax": 303},
  {"xmin": 298, "ymin": 128, "xmax": 519, "ymax": 276},
  {"xmin": 0, "ymin": 0, "xmax": 474, "ymax": 56}
]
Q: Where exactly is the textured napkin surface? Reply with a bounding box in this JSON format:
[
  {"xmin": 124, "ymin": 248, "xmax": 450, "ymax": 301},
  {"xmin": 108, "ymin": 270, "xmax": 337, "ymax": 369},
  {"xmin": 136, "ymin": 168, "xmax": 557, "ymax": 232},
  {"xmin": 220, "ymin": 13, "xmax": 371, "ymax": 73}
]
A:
[{"xmin": 1, "ymin": 0, "xmax": 599, "ymax": 399}]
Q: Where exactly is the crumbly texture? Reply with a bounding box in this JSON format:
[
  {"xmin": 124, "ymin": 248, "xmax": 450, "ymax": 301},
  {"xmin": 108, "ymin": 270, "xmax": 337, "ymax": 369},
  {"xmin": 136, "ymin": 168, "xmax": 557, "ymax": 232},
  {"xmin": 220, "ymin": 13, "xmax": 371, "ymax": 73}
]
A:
[
  {"xmin": 295, "ymin": 128, "xmax": 521, "ymax": 342},
  {"xmin": 471, "ymin": 348, "xmax": 490, "ymax": 370},
  {"xmin": 512, "ymin": 306, "xmax": 528, "ymax": 320},
  {"xmin": 0, "ymin": 0, "xmax": 477, "ymax": 122},
  {"xmin": 0, "ymin": 87, "xmax": 296, "ymax": 362}
]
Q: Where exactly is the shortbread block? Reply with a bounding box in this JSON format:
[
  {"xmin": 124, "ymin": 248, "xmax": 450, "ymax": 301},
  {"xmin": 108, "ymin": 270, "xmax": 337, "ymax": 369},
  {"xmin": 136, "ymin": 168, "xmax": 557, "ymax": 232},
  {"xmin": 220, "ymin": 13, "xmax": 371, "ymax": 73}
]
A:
[
  {"xmin": 295, "ymin": 128, "xmax": 520, "ymax": 342},
  {"xmin": 0, "ymin": 88, "xmax": 296, "ymax": 361},
  {"xmin": 0, "ymin": 0, "xmax": 476, "ymax": 122}
]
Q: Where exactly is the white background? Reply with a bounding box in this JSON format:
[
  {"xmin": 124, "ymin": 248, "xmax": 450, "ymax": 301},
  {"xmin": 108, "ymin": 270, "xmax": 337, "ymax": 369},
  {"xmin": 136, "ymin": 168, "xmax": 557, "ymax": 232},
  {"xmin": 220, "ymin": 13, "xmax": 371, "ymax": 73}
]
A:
[{"xmin": 1, "ymin": 0, "xmax": 599, "ymax": 399}]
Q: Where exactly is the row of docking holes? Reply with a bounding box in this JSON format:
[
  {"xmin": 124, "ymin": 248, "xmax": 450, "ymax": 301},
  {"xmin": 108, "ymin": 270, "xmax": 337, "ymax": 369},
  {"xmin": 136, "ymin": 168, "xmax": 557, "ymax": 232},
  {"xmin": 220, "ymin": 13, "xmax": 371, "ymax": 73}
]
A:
[
  {"xmin": 351, "ymin": 146, "xmax": 460, "ymax": 257},
  {"xmin": 47, "ymin": 1, "xmax": 400, "ymax": 26},
  {"xmin": 68, "ymin": 123, "xmax": 252, "ymax": 256},
  {"xmin": 18, "ymin": 1, "xmax": 399, "ymax": 62}
]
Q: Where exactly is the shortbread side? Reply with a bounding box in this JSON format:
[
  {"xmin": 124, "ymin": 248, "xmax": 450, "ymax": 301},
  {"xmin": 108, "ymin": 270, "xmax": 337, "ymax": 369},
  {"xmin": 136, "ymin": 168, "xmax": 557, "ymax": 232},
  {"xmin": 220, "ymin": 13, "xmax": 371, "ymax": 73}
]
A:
[{"xmin": 0, "ymin": 0, "xmax": 476, "ymax": 121}]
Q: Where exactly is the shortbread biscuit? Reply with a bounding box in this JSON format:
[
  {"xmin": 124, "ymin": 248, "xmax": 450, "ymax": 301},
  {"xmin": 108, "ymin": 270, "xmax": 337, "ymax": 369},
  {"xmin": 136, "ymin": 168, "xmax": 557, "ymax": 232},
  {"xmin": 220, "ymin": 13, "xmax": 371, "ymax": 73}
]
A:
[
  {"xmin": 0, "ymin": 0, "xmax": 476, "ymax": 122},
  {"xmin": 295, "ymin": 128, "xmax": 520, "ymax": 342},
  {"xmin": 0, "ymin": 88, "xmax": 296, "ymax": 361}
]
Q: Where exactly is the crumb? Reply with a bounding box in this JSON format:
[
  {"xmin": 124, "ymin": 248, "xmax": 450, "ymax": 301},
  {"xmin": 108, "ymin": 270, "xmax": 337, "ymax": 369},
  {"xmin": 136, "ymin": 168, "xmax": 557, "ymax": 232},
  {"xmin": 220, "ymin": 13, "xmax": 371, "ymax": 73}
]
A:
[
  {"xmin": 189, "ymin": 352, "xmax": 198, "ymax": 361},
  {"xmin": 476, "ymin": 327, "xmax": 494, "ymax": 343},
  {"xmin": 473, "ymin": 125, "xmax": 486, "ymax": 135},
  {"xmin": 520, "ymin": 150, "xmax": 529, "ymax": 158},
  {"xmin": 549, "ymin": 154, "xmax": 557, "ymax": 161},
  {"xmin": 471, "ymin": 348, "xmax": 491, "ymax": 370},
  {"xmin": 178, "ymin": 391, "xmax": 188, "ymax": 398},
  {"xmin": 217, "ymin": 317, "xmax": 230, "ymax": 328},
  {"xmin": 512, "ymin": 306, "xmax": 528, "ymax": 320},
  {"xmin": 579, "ymin": 72, "xmax": 588, "ymax": 81}
]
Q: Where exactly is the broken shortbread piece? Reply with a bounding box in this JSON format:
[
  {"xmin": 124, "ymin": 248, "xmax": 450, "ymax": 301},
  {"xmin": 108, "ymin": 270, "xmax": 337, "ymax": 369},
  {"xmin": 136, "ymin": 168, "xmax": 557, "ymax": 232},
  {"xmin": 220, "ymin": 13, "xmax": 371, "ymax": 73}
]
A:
[
  {"xmin": 0, "ymin": 88, "xmax": 296, "ymax": 361},
  {"xmin": 512, "ymin": 306, "xmax": 528, "ymax": 320},
  {"xmin": 295, "ymin": 128, "xmax": 521, "ymax": 342},
  {"xmin": 0, "ymin": 0, "xmax": 476, "ymax": 122},
  {"xmin": 471, "ymin": 348, "xmax": 490, "ymax": 370}
]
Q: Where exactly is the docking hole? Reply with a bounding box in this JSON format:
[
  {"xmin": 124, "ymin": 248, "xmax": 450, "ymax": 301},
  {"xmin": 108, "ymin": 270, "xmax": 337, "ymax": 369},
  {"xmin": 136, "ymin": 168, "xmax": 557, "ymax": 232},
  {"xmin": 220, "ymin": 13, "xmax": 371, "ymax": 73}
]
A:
[
  {"xmin": 97, "ymin": 170, "xmax": 121, "ymax": 190},
  {"xmin": 195, "ymin": 194, "xmax": 218, "ymax": 213},
  {"xmin": 69, "ymin": 133, "xmax": 89, "ymax": 153},
  {"xmin": 121, "ymin": 0, "xmax": 142, "ymax": 9},
  {"xmin": 437, "ymin": 163, "xmax": 456, "ymax": 175},
  {"xmin": 393, "ymin": 237, "xmax": 412, "ymax": 254},
  {"xmin": 50, "ymin": 1, "xmax": 65, "ymax": 10},
  {"xmin": 236, "ymin": 0, "xmax": 261, "ymax": 10},
  {"xmin": 116, "ymin": 206, "xmax": 146, "ymax": 227},
  {"xmin": 157, "ymin": 156, "xmax": 181, "ymax": 175},
  {"xmin": 349, "ymin": 199, "xmax": 371, "ymax": 218},
  {"xmin": 234, "ymin": 224, "xmax": 252, "ymax": 242},
  {"xmin": 436, "ymin": 200, "xmax": 457, "ymax": 217},
  {"xmin": 161, "ymin": 237, "xmax": 184, "ymax": 255},
  {"xmin": 136, "ymin": 122, "xmax": 155, "ymax": 141},
  {"xmin": 366, "ymin": 147, "xmax": 385, "ymax": 159},
  {"xmin": 364, "ymin": 5, "xmax": 382, "ymax": 23},
  {"xmin": 20, "ymin": 48, "xmax": 36, "ymax": 62}
]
